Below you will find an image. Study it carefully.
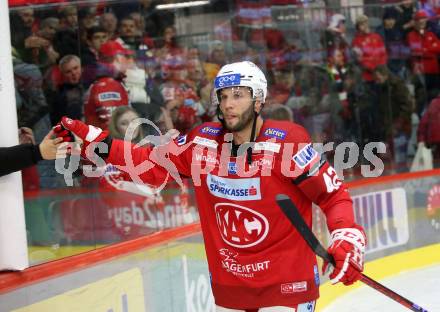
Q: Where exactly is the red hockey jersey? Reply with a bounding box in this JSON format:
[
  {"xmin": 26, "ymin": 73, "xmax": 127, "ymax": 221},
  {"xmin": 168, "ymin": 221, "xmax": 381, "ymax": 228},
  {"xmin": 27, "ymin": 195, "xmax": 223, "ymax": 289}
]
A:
[
  {"xmin": 106, "ymin": 119, "xmax": 356, "ymax": 309},
  {"xmin": 84, "ymin": 76, "xmax": 129, "ymax": 130},
  {"xmin": 407, "ymin": 30, "xmax": 440, "ymax": 74}
]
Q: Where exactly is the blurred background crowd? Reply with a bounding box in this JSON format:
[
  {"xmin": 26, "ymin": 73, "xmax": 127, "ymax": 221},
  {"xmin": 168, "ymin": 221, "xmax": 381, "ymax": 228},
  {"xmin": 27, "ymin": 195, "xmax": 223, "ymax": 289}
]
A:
[{"xmin": 8, "ymin": 0, "xmax": 440, "ymax": 187}]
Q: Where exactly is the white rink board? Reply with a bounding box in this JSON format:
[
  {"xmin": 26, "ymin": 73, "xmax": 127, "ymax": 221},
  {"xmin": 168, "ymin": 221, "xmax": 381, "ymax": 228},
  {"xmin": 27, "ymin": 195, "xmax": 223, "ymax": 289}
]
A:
[{"xmin": 321, "ymin": 264, "xmax": 440, "ymax": 312}]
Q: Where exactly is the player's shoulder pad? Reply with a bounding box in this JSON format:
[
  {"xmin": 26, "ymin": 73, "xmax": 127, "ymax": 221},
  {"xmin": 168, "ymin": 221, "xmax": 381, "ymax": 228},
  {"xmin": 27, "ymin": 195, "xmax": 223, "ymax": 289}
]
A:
[
  {"xmin": 261, "ymin": 119, "xmax": 311, "ymax": 144},
  {"xmin": 175, "ymin": 122, "xmax": 224, "ymax": 147}
]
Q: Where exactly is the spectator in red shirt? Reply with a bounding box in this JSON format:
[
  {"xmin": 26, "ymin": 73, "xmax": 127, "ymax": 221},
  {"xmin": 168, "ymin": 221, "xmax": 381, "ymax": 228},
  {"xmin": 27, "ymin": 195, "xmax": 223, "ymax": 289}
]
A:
[
  {"xmin": 83, "ymin": 41, "xmax": 132, "ymax": 130},
  {"xmin": 407, "ymin": 10, "xmax": 440, "ymax": 104},
  {"xmin": 158, "ymin": 85, "xmax": 199, "ymax": 135},
  {"xmin": 352, "ymin": 14, "xmax": 388, "ymax": 82}
]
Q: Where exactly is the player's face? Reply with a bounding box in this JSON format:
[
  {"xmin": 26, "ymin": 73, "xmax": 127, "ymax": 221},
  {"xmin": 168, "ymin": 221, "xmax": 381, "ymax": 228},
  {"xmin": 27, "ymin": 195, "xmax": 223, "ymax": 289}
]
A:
[{"xmin": 219, "ymin": 87, "xmax": 255, "ymax": 132}]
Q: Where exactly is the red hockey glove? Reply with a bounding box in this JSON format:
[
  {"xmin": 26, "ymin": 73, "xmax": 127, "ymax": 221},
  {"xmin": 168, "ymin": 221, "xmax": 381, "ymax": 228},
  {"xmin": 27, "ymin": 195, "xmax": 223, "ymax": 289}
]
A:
[
  {"xmin": 53, "ymin": 117, "xmax": 109, "ymax": 158},
  {"xmin": 322, "ymin": 225, "xmax": 366, "ymax": 286}
]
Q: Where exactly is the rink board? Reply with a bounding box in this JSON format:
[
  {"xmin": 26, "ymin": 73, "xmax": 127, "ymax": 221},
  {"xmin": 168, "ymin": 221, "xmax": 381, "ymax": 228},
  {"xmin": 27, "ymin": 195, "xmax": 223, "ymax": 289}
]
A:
[
  {"xmin": 0, "ymin": 230, "xmax": 212, "ymax": 312},
  {"xmin": 1, "ymin": 172, "xmax": 440, "ymax": 311}
]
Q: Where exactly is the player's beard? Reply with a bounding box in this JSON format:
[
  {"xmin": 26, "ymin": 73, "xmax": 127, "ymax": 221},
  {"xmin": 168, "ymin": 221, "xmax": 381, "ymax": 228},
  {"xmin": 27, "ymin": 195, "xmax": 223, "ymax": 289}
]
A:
[{"xmin": 223, "ymin": 102, "xmax": 255, "ymax": 132}]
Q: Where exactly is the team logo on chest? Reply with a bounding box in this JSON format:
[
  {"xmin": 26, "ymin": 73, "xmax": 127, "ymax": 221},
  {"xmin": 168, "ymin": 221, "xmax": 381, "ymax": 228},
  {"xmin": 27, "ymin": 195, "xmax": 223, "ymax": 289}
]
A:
[{"xmin": 215, "ymin": 203, "xmax": 269, "ymax": 248}]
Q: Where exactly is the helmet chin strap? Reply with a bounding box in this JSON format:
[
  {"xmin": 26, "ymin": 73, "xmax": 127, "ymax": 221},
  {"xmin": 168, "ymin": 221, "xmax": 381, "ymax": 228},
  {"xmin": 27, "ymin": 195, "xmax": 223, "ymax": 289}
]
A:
[
  {"xmin": 216, "ymin": 105, "xmax": 225, "ymax": 124},
  {"xmin": 247, "ymin": 99, "xmax": 258, "ymax": 165}
]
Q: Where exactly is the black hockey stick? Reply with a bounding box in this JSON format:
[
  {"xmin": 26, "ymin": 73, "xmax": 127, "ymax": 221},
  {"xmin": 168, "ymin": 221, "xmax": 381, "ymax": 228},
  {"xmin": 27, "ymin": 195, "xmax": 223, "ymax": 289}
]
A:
[{"xmin": 275, "ymin": 194, "xmax": 428, "ymax": 312}]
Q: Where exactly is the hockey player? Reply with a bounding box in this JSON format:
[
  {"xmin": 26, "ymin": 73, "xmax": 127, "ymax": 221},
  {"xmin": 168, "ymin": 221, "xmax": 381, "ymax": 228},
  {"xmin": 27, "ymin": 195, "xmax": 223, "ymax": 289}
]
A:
[{"xmin": 55, "ymin": 61, "xmax": 366, "ymax": 312}]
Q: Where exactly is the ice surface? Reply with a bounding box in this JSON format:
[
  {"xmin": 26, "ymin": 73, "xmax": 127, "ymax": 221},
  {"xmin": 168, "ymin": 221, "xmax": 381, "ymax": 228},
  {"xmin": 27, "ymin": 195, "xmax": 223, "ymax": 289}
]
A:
[{"xmin": 321, "ymin": 264, "xmax": 440, "ymax": 312}]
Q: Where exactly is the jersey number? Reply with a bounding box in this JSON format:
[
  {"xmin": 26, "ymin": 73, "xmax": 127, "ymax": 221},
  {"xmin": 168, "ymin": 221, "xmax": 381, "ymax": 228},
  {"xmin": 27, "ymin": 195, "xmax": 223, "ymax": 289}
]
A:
[{"xmin": 323, "ymin": 167, "xmax": 341, "ymax": 193}]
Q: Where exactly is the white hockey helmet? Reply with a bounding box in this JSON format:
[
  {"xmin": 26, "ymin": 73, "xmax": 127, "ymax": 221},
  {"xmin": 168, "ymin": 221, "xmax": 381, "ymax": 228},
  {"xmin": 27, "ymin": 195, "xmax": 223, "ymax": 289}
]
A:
[{"xmin": 213, "ymin": 61, "xmax": 267, "ymax": 103}]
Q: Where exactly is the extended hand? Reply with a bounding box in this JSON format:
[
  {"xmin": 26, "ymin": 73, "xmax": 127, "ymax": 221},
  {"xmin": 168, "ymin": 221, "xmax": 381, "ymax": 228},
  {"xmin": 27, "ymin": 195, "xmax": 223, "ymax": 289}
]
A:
[
  {"xmin": 39, "ymin": 129, "xmax": 64, "ymax": 160},
  {"xmin": 53, "ymin": 117, "xmax": 109, "ymax": 158}
]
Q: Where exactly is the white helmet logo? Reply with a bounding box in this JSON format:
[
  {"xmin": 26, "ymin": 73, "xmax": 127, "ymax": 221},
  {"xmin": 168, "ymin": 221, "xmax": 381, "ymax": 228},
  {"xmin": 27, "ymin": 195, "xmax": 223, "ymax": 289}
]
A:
[{"xmin": 214, "ymin": 73, "xmax": 241, "ymax": 89}]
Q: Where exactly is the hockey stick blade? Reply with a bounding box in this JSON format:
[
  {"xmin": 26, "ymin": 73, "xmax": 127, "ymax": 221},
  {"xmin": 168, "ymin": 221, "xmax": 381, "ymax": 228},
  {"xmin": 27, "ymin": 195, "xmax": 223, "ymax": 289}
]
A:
[{"xmin": 275, "ymin": 194, "xmax": 428, "ymax": 312}]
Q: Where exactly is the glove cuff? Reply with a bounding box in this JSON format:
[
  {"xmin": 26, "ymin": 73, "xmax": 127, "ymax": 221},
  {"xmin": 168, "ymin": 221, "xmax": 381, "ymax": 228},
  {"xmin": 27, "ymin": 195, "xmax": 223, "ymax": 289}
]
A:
[{"xmin": 330, "ymin": 227, "xmax": 366, "ymax": 252}]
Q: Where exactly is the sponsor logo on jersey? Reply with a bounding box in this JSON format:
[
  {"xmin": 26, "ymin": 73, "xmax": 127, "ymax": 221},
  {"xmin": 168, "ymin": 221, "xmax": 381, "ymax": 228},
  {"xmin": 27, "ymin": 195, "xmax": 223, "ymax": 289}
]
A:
[
  {"xmin": 249, "ymin": 158, "xmax": 273, "ymax": 170},
  {"xmin": 253, "ymin": 141, "xmax": 281, "ymax": 153},
  {"xmin": 219, "ymin": 248, "xmax": 270, "ymax": 278},
  {"xmin": 314, "ymin": 265, "xmax": 320, "ymax": 286},
  {"xmin": 98, "ymin": 91, "xmax": 121, "ymax": 102},
  {"xmin": 352, "ymin": 188, "xmax": 409, "ymax": 254},
  {"xmin": 219, "ymin": 248, "xmax": 238, "ymax": 264},
  {"xmin": 215, "ymin": 202, "xmax": 269, "ymax": 248},
  {"xmin": 194, "ymin": 152, "xmax": 218, "ymax": 164},
  {"xmin": 193, "ymin": 136, "xmax": 218, "ymax": 149},
  {"xmin": 292, "ymin": 144, "xmax": 318, "ymax": 169},
  {"xmin": 227, "ymin": 159, "xmax": 272, "ymax": 175},
  {"xmin": 176, "ymin": 134, "xmax": 187, "ymax": 146},
  {"xmin": 199, "ymin": 126, "xmax": 221, "ymax": 136},
  {"xmin": 263, "ymin": 128, "xmax": 286, "ymax": 140},
  {"xmin": 207, "ymin": 175, "xmax": 261, "ymax": 201},
  {"xmin": 104, "ymin": 164, "xmax": 119, "ymax": 174},
  {"xmin": 214, "ymin": 73, "xmax": 241, "ymax": 89},
  {"xmin": 228, "ymin": 162, "xmax": 237, "ymax": 175},
  {"xmin": 281, "ymin": 281, "xmax": 307, "ymax": 294}
]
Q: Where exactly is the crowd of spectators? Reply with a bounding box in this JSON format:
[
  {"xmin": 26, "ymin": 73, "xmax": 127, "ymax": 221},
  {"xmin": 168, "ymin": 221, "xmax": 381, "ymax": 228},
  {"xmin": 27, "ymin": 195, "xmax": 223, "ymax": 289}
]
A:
[{"xmin": 8, "ymin": 0, "xmax": 440, "ymax": 188}]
